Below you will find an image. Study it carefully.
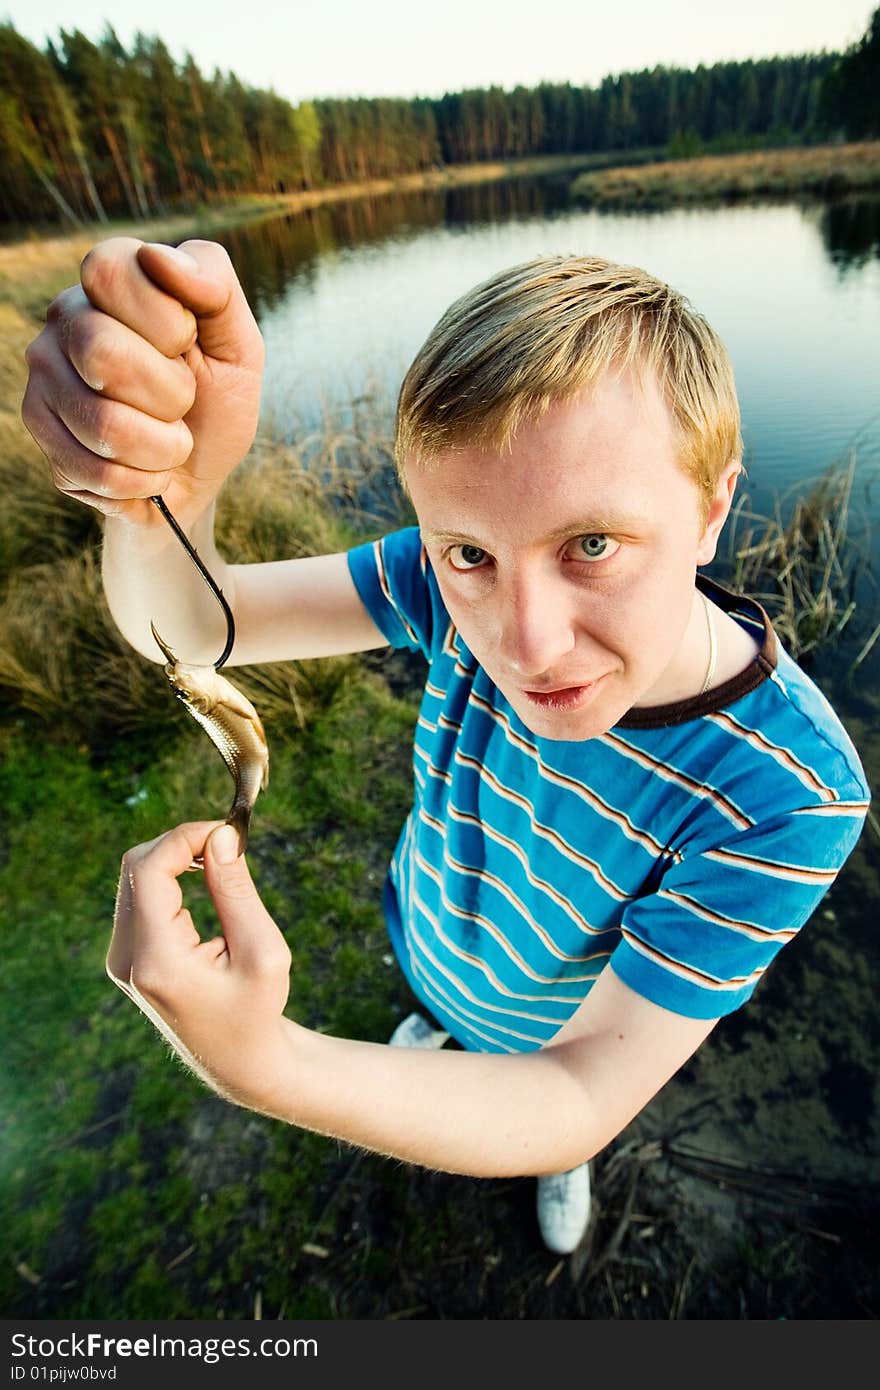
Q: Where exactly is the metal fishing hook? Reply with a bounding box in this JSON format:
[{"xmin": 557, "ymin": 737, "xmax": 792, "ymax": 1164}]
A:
[{"xmin": 150, "ymin": 494, "xmax": 236, "ymax": 669}]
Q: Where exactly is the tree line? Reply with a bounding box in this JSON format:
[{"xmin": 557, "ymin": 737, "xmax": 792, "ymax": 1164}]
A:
[{"xmin": 1, "ymin": 10, "xmax": 877, "ymax": 227}]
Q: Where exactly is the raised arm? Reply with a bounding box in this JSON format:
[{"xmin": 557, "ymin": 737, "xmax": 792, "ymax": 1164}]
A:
[
  {"xmin": 112, "ymin": 821, "xmax": 719, "ymax": 1176},
  {"xmin": 22, "ymin": 237, "xmax": 386, "ymax": 666}
]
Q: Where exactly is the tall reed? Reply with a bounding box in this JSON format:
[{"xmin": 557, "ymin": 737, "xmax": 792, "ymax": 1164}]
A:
[
  {"xmin": 720, "ymin": 455, "xmax": 873, "ymax": 663},
  {"xmin": 0, "ymin": 416, "xmax": 411, "ymax": 747}
]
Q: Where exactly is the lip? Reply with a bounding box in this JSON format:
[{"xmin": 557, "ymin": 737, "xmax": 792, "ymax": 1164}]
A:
[{"xmin": 522, "ymin": 679, "xmax": 604, "ymax": 713}]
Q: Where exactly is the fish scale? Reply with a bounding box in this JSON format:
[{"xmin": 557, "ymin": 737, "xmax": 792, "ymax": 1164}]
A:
[{"xmin": 151, "ymin": 621, "xmax": 270, "ymax": 854}]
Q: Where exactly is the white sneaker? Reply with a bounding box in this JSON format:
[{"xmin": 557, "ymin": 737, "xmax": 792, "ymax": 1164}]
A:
[
  {"xmin": 388, "ymin": 1011, "xmax": 451, "ymax": 1049},
  {"xmin": 536, "ymin": 1162, "xmax": 592, "ymax": 1254}
]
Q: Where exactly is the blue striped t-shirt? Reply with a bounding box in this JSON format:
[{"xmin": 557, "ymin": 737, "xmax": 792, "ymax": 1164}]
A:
[{"xmin": 348, "ymin": 527, "xmax": 870, "ymax": 1053}]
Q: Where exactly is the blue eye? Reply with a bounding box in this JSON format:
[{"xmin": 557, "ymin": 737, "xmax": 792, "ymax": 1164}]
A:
[
  {"xmin": 565, "ymin": 534, "xmax": 620, "ymax": 565},
  {"xmin": 451, "ymin": 544, "xmax": 487, "ymax": 569},
  {"xmin": 580, "ymin": 535, "xmax": 609, "ymax": 559}
]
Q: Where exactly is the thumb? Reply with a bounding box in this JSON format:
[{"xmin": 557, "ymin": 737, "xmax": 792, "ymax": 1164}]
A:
[
  {"xmin": 203, "ymin": 824, "xmax": 286, "ymax": 969},
  {"xmin": 136, "ymin": 240, "xmax": 263, "ymax": 367}
]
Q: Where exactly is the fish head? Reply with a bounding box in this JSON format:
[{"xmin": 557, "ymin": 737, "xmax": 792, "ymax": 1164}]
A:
[
  {"xmin": 165, "ymin": 661, "xmax": 229, "ymax": 717},
  {"xmin": 151, "ymin": 623, "xmax": 224, "ymax": 715}
]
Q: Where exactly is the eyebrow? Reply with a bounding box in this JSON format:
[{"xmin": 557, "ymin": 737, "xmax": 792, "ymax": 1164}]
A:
[{"xmin": 423, "ymin": 514, "xmax": 650, "ymax": 547}]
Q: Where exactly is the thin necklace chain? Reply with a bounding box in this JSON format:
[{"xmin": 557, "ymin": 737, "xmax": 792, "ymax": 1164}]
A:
[{"xmin": 700, "ymin": 591, "xmax": 717, "ymax": 695}]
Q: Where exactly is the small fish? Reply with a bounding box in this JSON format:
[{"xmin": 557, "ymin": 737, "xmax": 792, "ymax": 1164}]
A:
[{"xmin": 151, "ymin": 622, "xmax": 269, "ymax": 855}]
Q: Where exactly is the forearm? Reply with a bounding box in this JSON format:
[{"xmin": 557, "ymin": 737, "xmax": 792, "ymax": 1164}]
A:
[
  {"xmin": 253, "ymin": 1020, "xmax": 602, "ymax": 1177},
  {"xmin": 102, "ymin": 495, "xmax": 235, "ymax": 666}
]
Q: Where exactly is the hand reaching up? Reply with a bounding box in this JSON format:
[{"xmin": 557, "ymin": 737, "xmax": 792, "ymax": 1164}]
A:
[{"xmin": 22, "ymin": 237, "xmax": 265, "ymax": 524}]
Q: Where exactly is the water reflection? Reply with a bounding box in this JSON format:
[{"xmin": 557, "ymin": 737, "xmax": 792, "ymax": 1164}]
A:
[
  {"xmin": 441, "ymin": 176, "xmax": 573, "ymax": 225},
  {"xmin": 219, "ymin": 182, "xmax": 880, "ymax": 320},
  {"xmin": 220, "ymin": 178, "xmax": 579, "ymax": 316},
  {"xmin": 820, "ymin": 195, "xmax": 880, "ymax": 270}
]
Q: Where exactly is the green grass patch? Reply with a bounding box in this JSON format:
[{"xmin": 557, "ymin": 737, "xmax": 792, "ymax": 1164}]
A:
[{"xmin": 0, "ymin": 659, "xmax": 419, "ymax": 1317}]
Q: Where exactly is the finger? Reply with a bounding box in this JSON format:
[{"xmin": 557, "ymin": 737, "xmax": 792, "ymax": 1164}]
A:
[
  {"xmin": 138, "ymin": 240, "xmax": 264, "ymax": 369},
  {"xmin": 48, "ymin": 355, "xmax": 193, "ymax": 475},
  {"xmin": 79, "ymin": 237, "xmax": 199, "ymax": 359},
  {"xmin": 129, "ymin": 821, "xmax": 226, "ymax": 911},
  {"xmin": 30, "ymin": 300, "xmax": 196, "ymax": 424},
  {"xmin": 119, "ymin": 823, "xmax": 222, "ymax": 985},
  {"xmin": 203, "ymin": 824, "xmax": 292, "ymax": 974},
  {"xmin": 108, "ymin": 828, "xmax": 176, "ymax": 987},
  {"xmin": 21, "ymin": 379, "xmax": 176, "ymax": 514},
  {"xmin": 65, "ymin": 305, "xmax": 197, "ymax": 422},
  {"xmin": 24, "ymin": 331, "xmax": 192, "ymax": 473},
  {"xmin": 107, "ymin": 858, "xmax": 137, "ymax": 986}
]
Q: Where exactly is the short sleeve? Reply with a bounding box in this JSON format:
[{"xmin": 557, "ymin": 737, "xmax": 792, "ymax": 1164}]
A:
[
  {"xmin": 347, "ymin": 527, "xmax": 434, "ymax": 655},
  {"xmin": 609, "ymin": 800, "xmax": 868, "ymax": 1018}
]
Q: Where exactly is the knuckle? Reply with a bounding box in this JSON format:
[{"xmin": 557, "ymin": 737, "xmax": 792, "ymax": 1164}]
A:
[
  {"xmin": 80, "ymin": 240, "xmax": 138, "ymax": 304},
  {"xmin": 181, "ymin": 237, "xmax": 230, "ymax": 270},
  {"xmin": 216, "ymin": 866, "xmax": 253, "ymax": 902},
  {"xmin": 68, "ymin": 315, "xmax": 118, "ymax": 388},
  {"xmin": 49, "ymin": 463, "xmax": 78, "ymax": 495},
  {"xmin": 89, "ymin": 394, "xmax": 121, "ymax": 450},
  {"xmin": 145, "ymin": 468, "xmax": 173, "ymax": 497},
  {"xmin": 20, "ymin": 383, "xmax": 40, "ymax": 434},
  {"xmin": 23, "ymin": 331, "xmax": 47, "ymax": 370},
  {"xmin": 120, "ymin": 845, "xmax": 151, "ymax": 880},
  {"xmin": 80, "ymin": 246, "xmax": 118, "ymax": 303},
  {"xmin": 45, "ymin": 285, "xmax": 78, "ymax": 325},
  {"xmin": 175, "ymin": 363, "xmax": 198, "ymax": 414},
  {"xmin": 252, "ymin": 951, "xmax": 288, "ymax": 984},
  {"xmin": 169, "ymin": 309, "xmax": 198, "ymax": 357},
  {"xmin": 173, "ymin": 420, "xmax": 194, "ymax": 465}
]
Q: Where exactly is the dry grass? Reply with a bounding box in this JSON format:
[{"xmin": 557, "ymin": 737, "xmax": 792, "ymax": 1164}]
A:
[
  {"xmin": 0, "ymin": 422, "xmax": 409, "ymax": 745},
  {"xmin": 570, "ymin": 141, "xmax": 880, "ymax": 207},
  {"xmin": 722, "ymin": 455, "xmax": 874, "ymax": 664}
]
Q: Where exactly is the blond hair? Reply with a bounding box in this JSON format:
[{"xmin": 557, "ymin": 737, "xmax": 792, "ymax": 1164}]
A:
[{"xmin": 395, "ymin": 255, "xmax": 742, "ymax": 512}]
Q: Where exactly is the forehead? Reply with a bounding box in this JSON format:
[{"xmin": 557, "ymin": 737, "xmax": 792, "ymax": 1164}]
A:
[{"xmin": 406, "ymin": 368, "xmax": 698, "ymax": 537}]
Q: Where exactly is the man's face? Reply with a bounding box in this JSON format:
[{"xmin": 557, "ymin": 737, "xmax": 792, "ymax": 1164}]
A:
[{"xmin": 406, "ymin": 368, "xmax": 736, "ymax": 741}]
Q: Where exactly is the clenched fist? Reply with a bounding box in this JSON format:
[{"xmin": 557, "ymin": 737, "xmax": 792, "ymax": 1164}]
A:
[{"xmin": 21, "ymin": 237, "xmax": 265, "ymax": 524}]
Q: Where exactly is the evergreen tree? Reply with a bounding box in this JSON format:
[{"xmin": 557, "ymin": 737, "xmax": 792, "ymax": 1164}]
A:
[
  {"xmin": 0, "ymin": 18, "xmax": 854, "ymax": 226},
  {"xmin": 820, "ymin": 5, "xmax": 880, "ymax": 137}
]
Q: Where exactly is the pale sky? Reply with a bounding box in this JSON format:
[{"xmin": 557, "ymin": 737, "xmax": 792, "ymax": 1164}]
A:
[{"xmin": 1, "ymin": 0, "xmax": 874, "ymax": 104}]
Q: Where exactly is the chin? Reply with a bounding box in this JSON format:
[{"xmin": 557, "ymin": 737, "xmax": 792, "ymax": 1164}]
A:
[
  {"xmin": 510, "ymin": 687, "xmax": 630, "ymax": 743},
  {"xmin": 517, "ymin": 710, "xmax": 607, "ymax": 742}
]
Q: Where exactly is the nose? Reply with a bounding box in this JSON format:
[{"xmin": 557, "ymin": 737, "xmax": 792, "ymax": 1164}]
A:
[{"xmin": 497, "ymin": 570, "xmax": 576, "ymax": 680}]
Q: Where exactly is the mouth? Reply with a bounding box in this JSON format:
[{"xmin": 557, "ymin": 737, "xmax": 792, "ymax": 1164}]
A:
[{"xmin": 521, "ymin": 679, "xmax": 605, "ymax": 713}]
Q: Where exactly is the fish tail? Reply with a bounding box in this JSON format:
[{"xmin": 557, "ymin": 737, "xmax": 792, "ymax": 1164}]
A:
[{"xmin": 226, "ymin": 802, "xmax": 251, "ymax": 856}]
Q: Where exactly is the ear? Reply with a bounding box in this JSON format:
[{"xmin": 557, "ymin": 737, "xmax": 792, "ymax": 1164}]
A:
[{"xmin": 696, "ymin": 458, "xmax": 741, "ymax": 566}]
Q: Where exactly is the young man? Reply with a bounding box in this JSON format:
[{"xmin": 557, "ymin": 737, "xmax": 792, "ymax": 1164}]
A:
[{"xmin": 22, "ymin": 239, "xmax": 870, "ymax": 1256}]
